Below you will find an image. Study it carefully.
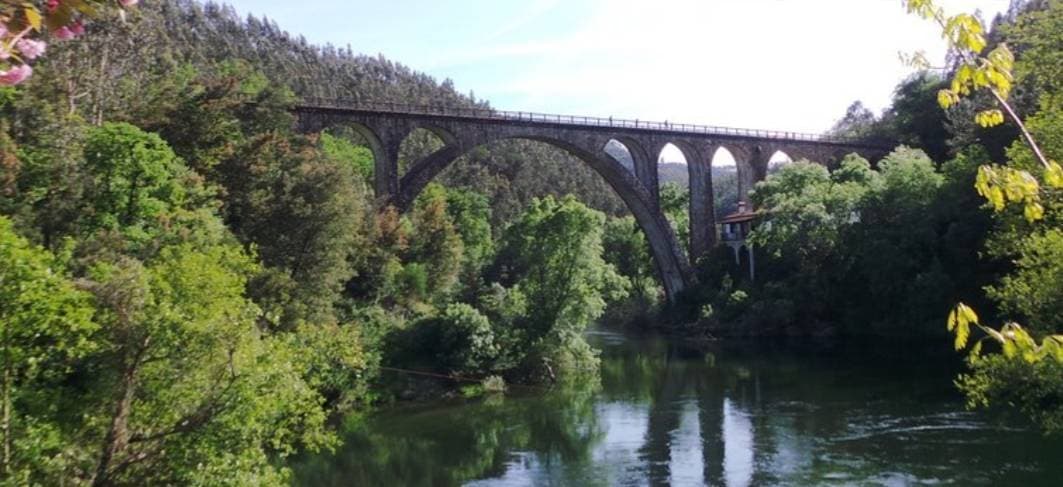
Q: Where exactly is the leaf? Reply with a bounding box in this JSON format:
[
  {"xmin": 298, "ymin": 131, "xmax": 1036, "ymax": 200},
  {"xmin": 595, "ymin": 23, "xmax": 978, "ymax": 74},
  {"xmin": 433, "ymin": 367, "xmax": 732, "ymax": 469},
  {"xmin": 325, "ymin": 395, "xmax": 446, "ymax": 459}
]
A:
[
  {"xmin": 950, "ymin": 303, "xmax": 978, "ymax": 350},
  {"xmin": 24, "ymin": 7, "xmax": 42, "ymax": 30},
  {"xmin": 954, "ymin": 319, "xmax": 970, "ymax": 351},
  {"xmin": 975, "ymin": 109, "xmax": 1004, "ymax": 127},
  {"xmin": 1046, "ymin": 161, "xmax": 1063, "ymax": 189},
  {"xmin": 1002, "ymin": 338, "xmax": 1017, "ymax": 358},
  {"xmin": 1024, "ymin": 202, "xmax": 1044, "ymax": 222},
  {"xmin": 959, "ymin": 304, "xmax": 979, "ymax": 325},
  {"xmin": 937, "ymin": 89, "xmax": 957, "ymax": 109}
]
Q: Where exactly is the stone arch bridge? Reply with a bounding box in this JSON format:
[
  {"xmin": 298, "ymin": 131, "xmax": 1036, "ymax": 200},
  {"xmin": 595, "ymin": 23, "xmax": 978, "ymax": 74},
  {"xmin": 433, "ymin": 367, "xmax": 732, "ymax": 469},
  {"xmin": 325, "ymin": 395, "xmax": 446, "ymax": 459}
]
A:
[{"xmin": 293, "ymin": 100, "xmax": 889, "ymax": 301}]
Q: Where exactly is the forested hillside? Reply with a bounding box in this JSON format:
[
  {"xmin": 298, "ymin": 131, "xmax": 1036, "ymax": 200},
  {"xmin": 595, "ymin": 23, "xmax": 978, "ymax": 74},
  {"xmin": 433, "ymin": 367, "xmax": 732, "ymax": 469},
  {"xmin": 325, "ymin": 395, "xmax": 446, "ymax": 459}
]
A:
[{"xmin": 23, "ymin": 0, "xmax": 626, "ymax": 223}]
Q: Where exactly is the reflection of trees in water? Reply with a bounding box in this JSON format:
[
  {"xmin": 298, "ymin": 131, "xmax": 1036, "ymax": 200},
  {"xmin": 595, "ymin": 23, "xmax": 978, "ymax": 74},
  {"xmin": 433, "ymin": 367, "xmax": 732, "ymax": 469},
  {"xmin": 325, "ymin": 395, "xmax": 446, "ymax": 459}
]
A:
[
  {"xmin": 289, "ymin": 378, "xmax": 604, "ymax": 487},
  {"xmin": 293, "ymin": 338, "xmax": 1063, "ymax": 486}
]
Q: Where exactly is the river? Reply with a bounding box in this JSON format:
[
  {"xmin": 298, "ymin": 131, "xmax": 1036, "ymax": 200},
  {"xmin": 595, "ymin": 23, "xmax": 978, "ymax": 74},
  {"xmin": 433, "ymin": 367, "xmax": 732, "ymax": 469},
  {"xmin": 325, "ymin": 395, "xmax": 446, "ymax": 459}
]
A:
[{"xmin": 291, "ymin": 328, "xmax": 1063, "ymax": 486}]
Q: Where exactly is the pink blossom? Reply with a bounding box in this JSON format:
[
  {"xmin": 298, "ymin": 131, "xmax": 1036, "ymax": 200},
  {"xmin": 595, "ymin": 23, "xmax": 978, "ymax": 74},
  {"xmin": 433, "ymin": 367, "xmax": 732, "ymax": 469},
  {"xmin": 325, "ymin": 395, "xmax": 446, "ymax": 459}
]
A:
[
  {"xmin": 16, "ymin": 39, "xmax": 46, "ymax": 60},
  {"xmin": 119, "ymin": 0, "xmax": 139, "ymax": 6},
  {"xmin": 0, "ymin": 23, "xmax": 8, "ymax": 38},
  {"xmin": 0, "ymin": 64, "xmax": 33, "ymax": 85},
  {"xmin": 0, "ymin": 46, "xmax": 9, "ymax": 61},
  {"xmin": 70, "ymin": 21, "xmax": 85, "ymax": 36},
  {"xmin": 46, "ymin": 0, "xmax": 61, "ymax": 13},
  {"xmin": 53, "ymin": 26, "xmax": 76, "ymax": 40}
]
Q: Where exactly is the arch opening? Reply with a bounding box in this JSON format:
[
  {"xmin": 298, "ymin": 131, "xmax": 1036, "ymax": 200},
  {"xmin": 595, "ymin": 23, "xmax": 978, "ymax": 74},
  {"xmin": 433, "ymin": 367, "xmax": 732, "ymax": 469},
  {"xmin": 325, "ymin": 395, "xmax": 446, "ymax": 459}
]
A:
[
  {"xmin": 658, "ymin": 143, "xmax": 690, "ymax": 252},
  {"xmin": 767, "ymin": 150, "xmax": 794, "ymax": 174},
  {"xmin": 604, "ymin": 139, "xmax": 637, "ymax": 175},
  {"xmin": 317, "ymin": 123, "xmax": 379, "ymax": 186},
  {"xmin": 399, "ymin": 127, "xmax": 451, "ymax": 177},
  {"xmin": 398, "ymin": 134, "xmax": 692, "ymax": 300},
  {"xmin": 712, "ymin": 147, "xmax": 741, "ymax": 219}
]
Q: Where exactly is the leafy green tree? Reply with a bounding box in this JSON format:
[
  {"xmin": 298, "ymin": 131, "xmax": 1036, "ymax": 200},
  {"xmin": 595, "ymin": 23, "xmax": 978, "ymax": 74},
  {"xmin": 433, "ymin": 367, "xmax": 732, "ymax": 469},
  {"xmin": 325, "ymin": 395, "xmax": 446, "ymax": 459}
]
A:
[
  {"xmin": 387, "ymin": 303, "xmax": 500, "ymax": 376},
  {"xmin": 751, "ymin": 159, "xmax": 869, "ymax": 268},
  {"xmin": 81, "ymin": 123, "xmax": 194, "ymax": 238},
  {"xmin": 320, "ymin": 132, "xmax": 374, "ymax": 183},
  {"xmin": 887, "ymin": 72, "xmax": 953, "ymax": 162},
  {"xmin": 406, "ymin": 184, "xmax": 464, "ymax": 302},
  {"xmin": 218, "ymin": 133, "xmax": 370, "ymax": 329},
  {"xmin": 827, "ymin": 101, "xmax": 894, "ymax": 145},
  {"xmin": 285, "ymin": 321, "xmax": 376, "ymax": 414},
  {"xmin": 986, "ymin": 229, "xmax": 1063, "ymax": 335},
  {"xmin": 602, "ymin": 216, "xmax": 655, "ymax": 302},
  {"xmin": 903, "ymin": 0, "xmax": 1063, "ymax": 434},
  {"xmin": 659, "ymin": 182, "xmax": 689, "ymax": 250},
  {"xmin": 82, "ymin": 243, "xmax": 333, "ymax": 485},
  {"xmin": 0, "ymin": 216, "xmax": 96, "ymax": 482},
  {"xmin": 444, "ymin": 187, "xmax": 494, "ymax": 283},
  {"xmin": 847, "ymin": 148, "xmax": 953, "ymax": 332},
  {"xmin": 488, "ymin": 196, "xmax": 628, "ymax": 378}
]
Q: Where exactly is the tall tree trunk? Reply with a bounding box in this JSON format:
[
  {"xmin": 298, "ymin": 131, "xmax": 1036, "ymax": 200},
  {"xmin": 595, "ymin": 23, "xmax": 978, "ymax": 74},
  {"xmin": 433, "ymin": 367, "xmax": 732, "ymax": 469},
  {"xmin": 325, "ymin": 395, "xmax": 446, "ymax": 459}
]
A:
[{"xmin": 92, "ymin": 342, "xmax": 145, "ymax": 487}]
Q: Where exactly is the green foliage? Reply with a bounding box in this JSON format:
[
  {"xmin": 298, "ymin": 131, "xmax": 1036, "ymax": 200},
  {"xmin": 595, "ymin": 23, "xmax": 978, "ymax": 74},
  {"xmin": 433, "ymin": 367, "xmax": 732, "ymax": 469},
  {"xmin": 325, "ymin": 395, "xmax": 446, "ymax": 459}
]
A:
[
  {"xmin": 1005, "ymin": 0, "xmax": 1063, "ymax": 102},
  {"xmin": 81, "ymin": 122, "xmax": 197, "ymax": 241},
  {"xmin": 320, "ymin": 132, "xmax": 374, "ymax": 183},
  {"xmin": 659, "ymin": 183, "xmax": 689, "ymax": 248},
  {"xmin": 219, "ymin": 133, "xmax": 370, "ymax": 329},
  {"xmin": 751, "ymin": 160, "xmax": 867, "ymax": 264},
  {"xmin": 602, "ymin": 216, "xmax": 656, "ymax": 302},
  {"xmin": 958, "ymin": 353, "xmax": 1063, "ymax": 434},
  {"xmin": 888, "ymin": 72, "xmax": 953, "ymax": 162},
  {"xmin": 987, "ymin": 229, "xmax": 1063, "ymax": 335},
  {"xmin": 701, "ymin": 146, "xmax": 995, "ymax": 337},
  {"xmin": 0, "ymin": 216, "xmax": 96, "ymax": 482},
  {"xmin": 444, "ymin": 187, "xmax": 494, "ymax": 279},
  {"xmin": 79, "ymin": 242, "xmax": 334, "ymax": 485},
  {"xmin": 407, "ymin": 184, "xmax": 464, "ymax": 302},
  {"xmin": 389, "ymin": 304, "xmax": 500, "ymax": 375},
  {"xmin": 488, "ymin": 196, "xmax": 628, "ymax": 378},
  {"xmin": 286, "ymin": 321, "xmax": 377, "ymax": 414}
]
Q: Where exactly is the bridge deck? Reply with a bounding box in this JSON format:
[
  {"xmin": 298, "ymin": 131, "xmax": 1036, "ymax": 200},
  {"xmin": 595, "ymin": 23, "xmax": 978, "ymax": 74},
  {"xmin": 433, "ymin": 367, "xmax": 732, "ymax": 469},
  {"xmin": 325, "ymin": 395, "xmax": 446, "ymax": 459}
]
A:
[{"xmin": 296, "ymin": 98, "xmax": 880, "ymax": 148}]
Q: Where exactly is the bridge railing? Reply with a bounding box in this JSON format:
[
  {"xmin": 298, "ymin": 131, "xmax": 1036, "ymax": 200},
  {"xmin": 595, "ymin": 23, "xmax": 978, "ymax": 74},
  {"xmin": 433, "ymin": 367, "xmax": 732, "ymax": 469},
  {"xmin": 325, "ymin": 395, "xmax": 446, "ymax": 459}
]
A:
[{"xmin": 298, "ymin": 97, "xmax": 865, "ymax": 145}]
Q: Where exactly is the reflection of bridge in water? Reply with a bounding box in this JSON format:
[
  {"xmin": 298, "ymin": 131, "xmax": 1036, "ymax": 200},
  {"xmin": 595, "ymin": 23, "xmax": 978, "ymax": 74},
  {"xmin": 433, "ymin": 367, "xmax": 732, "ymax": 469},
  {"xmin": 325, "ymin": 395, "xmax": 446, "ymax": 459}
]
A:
[{"xmin": 293, "ymin": 100, "xmax": 890, "ymax": 300}]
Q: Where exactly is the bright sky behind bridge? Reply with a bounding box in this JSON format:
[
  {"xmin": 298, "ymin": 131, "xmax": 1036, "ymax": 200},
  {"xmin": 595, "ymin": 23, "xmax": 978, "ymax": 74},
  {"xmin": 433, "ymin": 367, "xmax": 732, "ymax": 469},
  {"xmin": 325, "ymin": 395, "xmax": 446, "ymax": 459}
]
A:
[{"xmin": 223, "ymin": 0, "xmax": 1009, "ymax": 163}]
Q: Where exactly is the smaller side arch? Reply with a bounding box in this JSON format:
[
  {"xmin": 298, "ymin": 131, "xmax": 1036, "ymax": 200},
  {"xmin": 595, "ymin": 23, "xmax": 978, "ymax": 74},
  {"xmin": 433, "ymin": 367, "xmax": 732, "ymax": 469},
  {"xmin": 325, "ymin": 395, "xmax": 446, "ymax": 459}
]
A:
[{"xmin": 613, "ymin": 136, "xmax": 657, "ymax": 205}]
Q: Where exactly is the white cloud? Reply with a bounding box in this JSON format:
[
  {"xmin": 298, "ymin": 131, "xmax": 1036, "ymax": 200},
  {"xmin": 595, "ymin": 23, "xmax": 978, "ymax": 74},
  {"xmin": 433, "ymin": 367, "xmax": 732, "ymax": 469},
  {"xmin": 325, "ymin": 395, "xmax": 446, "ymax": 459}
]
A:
[{"xmin": 456, "ymin": 0, "xmax": 1010, "ymax": 134}]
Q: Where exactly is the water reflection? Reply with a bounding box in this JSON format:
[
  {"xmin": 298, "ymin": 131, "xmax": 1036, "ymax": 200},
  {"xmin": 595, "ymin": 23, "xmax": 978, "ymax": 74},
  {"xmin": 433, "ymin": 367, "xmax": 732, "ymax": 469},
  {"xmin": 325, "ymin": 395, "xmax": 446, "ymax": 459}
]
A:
[{"xmin": 291, "ymin": 329, "xmax": 1063, "ymax": 486}]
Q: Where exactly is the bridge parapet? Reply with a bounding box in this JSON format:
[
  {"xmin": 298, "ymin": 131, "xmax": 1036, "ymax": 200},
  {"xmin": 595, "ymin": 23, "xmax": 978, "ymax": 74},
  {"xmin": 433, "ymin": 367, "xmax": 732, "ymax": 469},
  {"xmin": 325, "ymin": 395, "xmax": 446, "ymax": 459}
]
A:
[{"xmin": 297, "ymin": 98, "xmax": 889, "ymax": 149}]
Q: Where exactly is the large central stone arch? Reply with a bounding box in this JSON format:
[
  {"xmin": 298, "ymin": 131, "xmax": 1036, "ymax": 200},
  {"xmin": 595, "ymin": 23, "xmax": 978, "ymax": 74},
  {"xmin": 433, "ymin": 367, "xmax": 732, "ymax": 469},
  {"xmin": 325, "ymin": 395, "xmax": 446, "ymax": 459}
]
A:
[{"xmin": 392, "ymin": 131, "xmax": 693, "ymax": 301}]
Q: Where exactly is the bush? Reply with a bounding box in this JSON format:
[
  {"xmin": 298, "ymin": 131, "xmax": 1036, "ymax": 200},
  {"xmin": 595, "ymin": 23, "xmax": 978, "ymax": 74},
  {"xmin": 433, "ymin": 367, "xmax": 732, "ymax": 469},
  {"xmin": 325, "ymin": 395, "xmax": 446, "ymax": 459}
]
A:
[
  {"xmin": 959, "ymin": 354, "xmax": 1063, "ymax": 433},
  {"xmin": 385, "ymin": 303, "xmax": 500, "ymax": 376}
]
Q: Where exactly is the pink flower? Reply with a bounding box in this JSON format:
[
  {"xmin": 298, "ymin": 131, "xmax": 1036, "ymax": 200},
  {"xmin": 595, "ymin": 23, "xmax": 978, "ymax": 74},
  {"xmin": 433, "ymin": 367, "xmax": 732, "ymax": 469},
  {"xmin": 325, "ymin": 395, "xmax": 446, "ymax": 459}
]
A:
[
  {"xmin": 0, "ymin": 64, "xmax": 33, "ymax": 85},
  {"xmin": 119, "ymin": 0, "xmax": 139, "ymax": 6},
  {"xmin": 0, "ymin": 23, "xmax": 8, "ymax": 38},
  {"xmin": 53, "ymin": 21, "xmax": 84, "ymax": 41},
  {"xmin": 53, "ymin": 26, "xmax": 76, "ymax": 40},
  {"xmin": 46, "ymin": 0, "xmax": 61, "ymax": 13},
  {"xmin": 16, "ymin": 39, "xmax": 46, "ymax": 60}
]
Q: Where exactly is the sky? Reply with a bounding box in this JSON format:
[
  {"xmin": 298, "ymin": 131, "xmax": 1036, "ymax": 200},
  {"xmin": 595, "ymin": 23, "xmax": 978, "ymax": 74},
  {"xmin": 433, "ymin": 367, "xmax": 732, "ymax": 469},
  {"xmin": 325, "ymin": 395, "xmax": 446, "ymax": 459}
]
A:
[{"xmin": 223, "ymin": 0, "xmax": 1010, "ymax": 162}]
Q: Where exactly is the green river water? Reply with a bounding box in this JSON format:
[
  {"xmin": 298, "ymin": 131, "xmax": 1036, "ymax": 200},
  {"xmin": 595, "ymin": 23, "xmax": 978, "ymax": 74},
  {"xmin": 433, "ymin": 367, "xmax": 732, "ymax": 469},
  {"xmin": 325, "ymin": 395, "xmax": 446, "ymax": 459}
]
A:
[{"xmin": 291, "ymin": 328, "xmax": 1063, "ymax": 486}]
